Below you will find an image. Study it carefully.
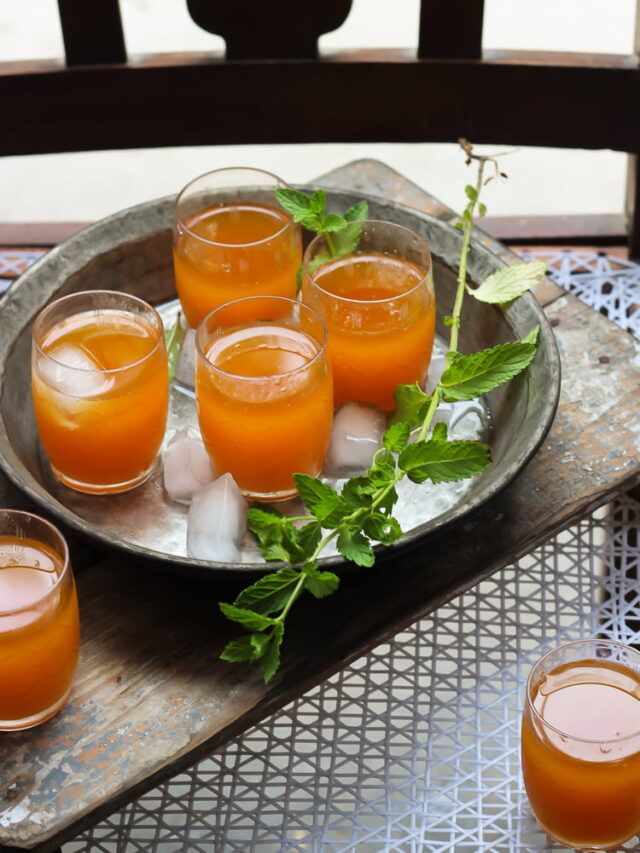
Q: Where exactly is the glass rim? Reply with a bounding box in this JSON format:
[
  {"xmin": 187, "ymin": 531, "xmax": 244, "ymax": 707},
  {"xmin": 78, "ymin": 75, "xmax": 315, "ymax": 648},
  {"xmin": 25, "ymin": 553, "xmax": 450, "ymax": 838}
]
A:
[
  {"xmin": 196, "ymin": 295, "xmax": 328, "ymax": 382},
  {"xmin": 33, "ymin": 289, "xmax": 166, "ymax": 376},
  {"xmin": 175, "ymin": 166, "xmax": 295, "ymax": 248},
  {"xmin": 302, "ymin": 218, "xmax": 433, "ymax": 305},
  {"xmin": 0, "ymin": 509, "xmax": 71, "ymax": 616},
  {"xmin": 526, "ymin": 637, "xmax": 640, "ymax": 744}
]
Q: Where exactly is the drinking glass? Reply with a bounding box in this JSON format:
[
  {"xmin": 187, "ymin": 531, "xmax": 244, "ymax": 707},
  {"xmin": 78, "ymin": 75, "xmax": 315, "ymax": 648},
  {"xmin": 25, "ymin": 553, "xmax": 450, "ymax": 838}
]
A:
[
  {"xmin": 32, "ymin": 290, "xmax": 169, "ymax": 494},
  {"xmin": 302, "ymin": 219, "xmax": 435, "ymax": 412},
  {"xmin": 173, "ymin": 167, "xmax": 302, "ymax": 329},
  {"xmin": 0, "ymin": 509, "xmax": 79, "ymax": 730},
  {"xmin": 195, "ymin": 296, "xmax": 333, "ymax": 501},
  {"xmin": 522, "ymin": 638, "xmax": 640, "ymax": 850}
]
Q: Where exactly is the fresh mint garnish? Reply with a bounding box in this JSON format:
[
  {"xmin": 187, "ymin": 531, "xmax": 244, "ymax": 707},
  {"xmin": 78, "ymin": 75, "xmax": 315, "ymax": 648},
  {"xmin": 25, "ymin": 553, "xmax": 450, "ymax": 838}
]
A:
[{"xmin": 219, "ymin": 141, "xmax": 547, "ymax": 683}]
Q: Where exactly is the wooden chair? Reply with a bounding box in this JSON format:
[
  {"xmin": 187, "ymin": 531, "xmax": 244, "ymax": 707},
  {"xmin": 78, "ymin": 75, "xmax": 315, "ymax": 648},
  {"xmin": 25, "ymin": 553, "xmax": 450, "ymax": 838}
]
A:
[{"xmin": 1, "ymin": 0, "xmax": 639, "ymax": 253}]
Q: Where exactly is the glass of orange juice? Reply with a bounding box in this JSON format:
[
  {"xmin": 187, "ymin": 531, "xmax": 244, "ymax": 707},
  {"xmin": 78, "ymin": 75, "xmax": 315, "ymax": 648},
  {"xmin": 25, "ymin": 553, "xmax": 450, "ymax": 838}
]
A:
[
  {"xmin": 173, "ymin": 167, "xmax": 302, "ymax": 329},
  {"xmin": 522, "ymin": 638, "xmax": 640, "ymax": 850},
  {"xmin": 195, "ymin": 295, "xmax": 333, "ymax": 501},
  {"xmin": 0, "ymin": 509, "xmax": 79, "ymax": 730},
  {"xmin": 301, "ymin": 220, "xmax": 435, "ymax": 412},
  {"xmin": 32, "ymin": 290, "xmax": 169, "ymax": 494}
]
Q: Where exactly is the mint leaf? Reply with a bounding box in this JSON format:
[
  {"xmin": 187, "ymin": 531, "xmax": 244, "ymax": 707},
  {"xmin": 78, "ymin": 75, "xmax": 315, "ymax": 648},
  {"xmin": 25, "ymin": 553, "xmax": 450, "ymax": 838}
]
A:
[
  {"xmin": 259, "ymin": 625, "xmax": 284, "ymax": 683},
  {"xmin": 331, "ymin": 200, "xmax": 368, "ymax": 256},
  {"xmin": 341, "ymin": 476, "xmax": 376, "ymax": 509},
  {"xmin": 219, "ymin": 603, "xmax": 277, "ymax": 632},
  {"xmin": 522, "ymin": 325, "xmax": 540, "ymax": 346},
  {"xmin": 294, "ymin": 474, "xmax": 348, "ymax": 525},
  {"xmin": 297, "ymin": 521, "xmax": 322, "ymax": 558},
  {"xmin": 362, "ymin": 512, "xmax": 402, "ymax": 545},
  {"xmin": 248, "ymin": 504, "xmax": 301, "ymax": 561},
  {"xmin": 302, "ymin": 562, "xmax": 340, "ymax": 598},
  {"xmin": 343, "ymin": 200, "xmax": 368, "ymax": 223},
  {"xmin": 321, "ymin": 213, "xmax": 348, "ymax": 232},
  {"xmin": 391, "ymin": 382, "xmax": 432, "ymax": 426},
  {"xmin": 164, "ymin": 313, "xmax": 185, "ymax": 383},
  {"xmin": 274, "ymin": 187, "xmax": 312, "ymax": 221},
  {"xmin": 440, "ymin": 342, "xmax": 537, "ymax": 401},
  {"xmin": 472, "ymin": 261, "xmax": 546, "ymax": 304},
  {"xmin": 383, "ymin": 422, "xmax": 411, "ymax": 452},
  {"xmin": 337, "ymin": 528, "xmax": 375, "ymax": 567},
  {"xmin": 432, "ymin": 421, "xmax": 448, "ymax": 441},
  {"xmin": 399, "ymin": 439, "xmax": 491, "ymax": 484},
  {"xmin": 308, "ymin": 189, "xmax": 326, "ymax": 216},
  {"xmin": 220, "ymin": 633, "xmax": 270, "ymax": 663},
  {"xmin": 235, "ymin": 567, "xmax": 300, "ymax": 615}
]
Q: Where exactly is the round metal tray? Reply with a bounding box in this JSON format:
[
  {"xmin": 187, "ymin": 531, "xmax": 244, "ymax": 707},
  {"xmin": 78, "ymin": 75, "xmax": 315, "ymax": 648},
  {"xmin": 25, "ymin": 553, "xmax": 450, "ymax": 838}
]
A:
[{"xmin": 0, "ymin": 188, "xmax": 560, "ymax": 577}]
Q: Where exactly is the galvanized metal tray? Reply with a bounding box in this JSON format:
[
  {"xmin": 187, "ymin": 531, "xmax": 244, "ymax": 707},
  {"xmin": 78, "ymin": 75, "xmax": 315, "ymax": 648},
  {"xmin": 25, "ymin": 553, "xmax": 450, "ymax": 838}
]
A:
[{"xmin": 0, "ymin": 188, "xmax": 560, "ymax": 577}]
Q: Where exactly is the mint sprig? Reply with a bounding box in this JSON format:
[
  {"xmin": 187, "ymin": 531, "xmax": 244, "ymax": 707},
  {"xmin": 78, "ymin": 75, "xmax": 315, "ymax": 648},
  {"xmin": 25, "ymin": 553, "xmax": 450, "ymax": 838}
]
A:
[{"xmin": 218, "ymin": 142, "xmax": 547, "ymax": 683}]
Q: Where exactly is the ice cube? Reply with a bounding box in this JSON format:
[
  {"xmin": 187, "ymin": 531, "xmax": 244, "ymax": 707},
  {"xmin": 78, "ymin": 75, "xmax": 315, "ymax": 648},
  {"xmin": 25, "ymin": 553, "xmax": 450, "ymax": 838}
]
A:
[
  {"xmin": 175, "ymin": 329, "xmax": 196, "ymax": 387},
  {"xmin": 163, "ymin": 427, "xmax": 215, "ymax": 504},
  {"xmin": 425, "ymin": 353, "xmax": 447, "ymax": 394},
  {"xmin": 449, "ymin": 402, "xmax": 487, "ymax": 440},
  {"xmin": 324, "ymin": 401, "xmax": 386, "ymax": 476},
  {"xmin": 187, "ymin": 473, "xmax": 248, "ymax": 563},
  {"xmin": 37, "ymin": 344, "xmax": 113, "ymax": 397}
]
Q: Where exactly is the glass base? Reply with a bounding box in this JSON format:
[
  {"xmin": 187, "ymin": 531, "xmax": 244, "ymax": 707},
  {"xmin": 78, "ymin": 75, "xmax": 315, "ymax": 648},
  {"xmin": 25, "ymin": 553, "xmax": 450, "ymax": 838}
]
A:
[
  {"xmin": 240, "ymin": 485, "xmax": 299, "ymax": 502},
  {"xmin": 50, "ymin": 460, "xmax": 157, "ymax": 495},
  {"xmin": 0, "ymin": 686, "xmax": 72, "ymax": 731}
]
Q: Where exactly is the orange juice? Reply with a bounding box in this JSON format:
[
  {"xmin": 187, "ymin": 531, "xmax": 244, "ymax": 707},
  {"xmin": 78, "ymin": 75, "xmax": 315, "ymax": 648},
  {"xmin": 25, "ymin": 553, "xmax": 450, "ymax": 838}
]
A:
[
  {"xmin": 304, "ymin": 251, "xmax": 435, "ymax": 411},
  {"xmin": 0, "ymin": 533, "xmax": 79, "ymax": 729},
  {"xmin": 196, "ymin": 299, "xmax": 333, "ymax": 500},
  {"xmin": 32, "ymin": 293, "xmax": 169, "ymax": 494},
  {"xmin": 173, "ymin": 201, "xmax": 301, "ymax": 328},
  {"xmin": 522, "ymin": 656, "xmax": 640, "ymax": 849}
]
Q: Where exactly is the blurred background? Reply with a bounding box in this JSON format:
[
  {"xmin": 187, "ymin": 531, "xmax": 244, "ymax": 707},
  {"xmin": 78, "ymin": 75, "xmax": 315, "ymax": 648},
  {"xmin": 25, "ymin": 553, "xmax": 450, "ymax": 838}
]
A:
[{"xmin": 0, "ymin": 0, "xmax": 635, "ymax": 223}]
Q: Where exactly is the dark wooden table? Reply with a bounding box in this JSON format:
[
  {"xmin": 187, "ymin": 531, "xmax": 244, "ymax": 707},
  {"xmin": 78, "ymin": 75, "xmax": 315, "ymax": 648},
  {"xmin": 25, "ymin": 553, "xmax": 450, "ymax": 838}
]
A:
[{"xmin": 1, "ymin": 160, "xmax": 640, "ymax": 853}]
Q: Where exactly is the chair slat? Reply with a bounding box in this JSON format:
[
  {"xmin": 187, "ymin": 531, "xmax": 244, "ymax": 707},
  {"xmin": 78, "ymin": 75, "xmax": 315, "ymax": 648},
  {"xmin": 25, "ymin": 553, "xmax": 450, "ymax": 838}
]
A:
[
  {"xmin": 58, "ymin": 0, "xmax": 126, "ymax": 65},
  {"xmin": 418, "ymin": 0, "xmax": 485, "ymax": 59},
  {"xmin": 185, "ymin": 0, "xmax": 353, "ymax": 59}
]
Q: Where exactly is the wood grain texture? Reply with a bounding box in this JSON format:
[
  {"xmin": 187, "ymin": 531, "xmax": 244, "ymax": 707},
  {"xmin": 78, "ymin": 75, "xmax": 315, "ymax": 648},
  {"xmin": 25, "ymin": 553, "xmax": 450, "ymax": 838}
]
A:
[{"xmin": 1, "ymin": 161, "xmax": 639, "ymax": 851}]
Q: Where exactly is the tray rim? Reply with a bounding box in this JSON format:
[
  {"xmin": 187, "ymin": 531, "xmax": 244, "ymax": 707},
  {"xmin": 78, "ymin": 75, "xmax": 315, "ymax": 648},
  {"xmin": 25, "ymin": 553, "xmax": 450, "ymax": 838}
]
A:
[{"xmin": 0, "ymin": 187, "xmax": 561, "ymax": 577}]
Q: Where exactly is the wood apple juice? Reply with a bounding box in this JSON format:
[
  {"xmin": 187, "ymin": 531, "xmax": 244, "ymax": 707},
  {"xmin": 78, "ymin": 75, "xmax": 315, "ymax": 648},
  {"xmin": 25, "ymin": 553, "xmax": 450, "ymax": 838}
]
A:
[
  {"xmin": 32, "ymin": 292, "xmax": 169, "ymax": 494},
  {"xmin": 0, "ymin": 525, "xmax": 79, "ymax": 730},
  {"xmin": 173, "ymin": 201, "xmax": 301, "ymax": 328},
  {"xmin": 304, "ymin": 251, "xmax": 435, "ymax": 411},
  {"xmin": 196, "ymin": 298, "xmax": 333, "ymax": 500},
  {"xmin": 522, "ymin": 652, "xmax": 640, "ymax": 850}
]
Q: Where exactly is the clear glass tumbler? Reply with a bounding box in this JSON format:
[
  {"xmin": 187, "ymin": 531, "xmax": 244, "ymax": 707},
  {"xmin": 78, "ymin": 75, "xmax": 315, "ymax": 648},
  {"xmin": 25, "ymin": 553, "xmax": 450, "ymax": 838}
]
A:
[
  {"xmin": 32, "ymin": 290, "xmax": 169, "ymax": 494},
  {"xmin": 301, "ymin": 219, "xmax": 435, "ymax": 412},
  {"xmin": 522, "ymin": 638, "xmax": 640, "ymax": 850},
  {"xmin": 173, "ymin": 167, "xmax": 302, "ymax": 329},
  {"xmin": 195, "ymin": 295, "xmax": 333, "ymax": 501},
  {"xmin": 0, "ymin": 509, "xmax": 79, "ymax": 730}
]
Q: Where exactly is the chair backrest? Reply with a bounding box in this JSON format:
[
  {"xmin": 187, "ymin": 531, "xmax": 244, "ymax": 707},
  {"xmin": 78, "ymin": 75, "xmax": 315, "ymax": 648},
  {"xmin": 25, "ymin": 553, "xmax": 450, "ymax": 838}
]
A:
[{"xmin": 2, "ymin": 0, "xmax": 639, "ymax": 252}]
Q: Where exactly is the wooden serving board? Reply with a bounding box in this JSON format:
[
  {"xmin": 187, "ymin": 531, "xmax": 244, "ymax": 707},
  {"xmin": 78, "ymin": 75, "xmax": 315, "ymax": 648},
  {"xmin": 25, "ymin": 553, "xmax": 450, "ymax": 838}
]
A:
[{"xmin": 1, "ymin": 160, "xmax": 639, "ymax": 853}]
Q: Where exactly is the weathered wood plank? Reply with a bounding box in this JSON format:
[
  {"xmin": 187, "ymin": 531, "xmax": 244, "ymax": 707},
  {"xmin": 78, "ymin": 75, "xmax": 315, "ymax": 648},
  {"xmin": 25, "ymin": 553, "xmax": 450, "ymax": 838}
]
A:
[{"xmin": 1, "ymin": 161, "xmax": 639, "ymax": 851}]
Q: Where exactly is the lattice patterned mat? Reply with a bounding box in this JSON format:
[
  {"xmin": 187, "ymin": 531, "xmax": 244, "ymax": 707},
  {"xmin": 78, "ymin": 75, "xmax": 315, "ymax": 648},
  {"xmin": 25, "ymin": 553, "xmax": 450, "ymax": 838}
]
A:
[{"xmin": 64, "ymin": 495, "xmax": 640, "ymax": 853}]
